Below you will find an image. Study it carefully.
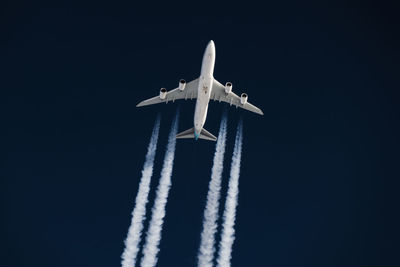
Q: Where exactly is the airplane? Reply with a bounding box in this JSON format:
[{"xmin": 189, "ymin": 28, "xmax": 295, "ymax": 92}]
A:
[{"xmin": 136, "ymin": 40, "xmax": 263, "ymax": 141}]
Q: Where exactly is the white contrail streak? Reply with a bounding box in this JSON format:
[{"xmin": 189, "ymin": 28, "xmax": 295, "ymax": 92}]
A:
[
  {"xmin": 121, "ymin": 116, "xmax": 161, "ymax": 267},
  {"xmin": 140, "ymin": 111, "xmax": 179, "ymax": 267},
  {"xmin": 217, "ymin": 121, "xmax": 243, "ymax": 267},
  {"xmin": 198, "ymin": 114, "xmax": 228, "ymax": 267}
]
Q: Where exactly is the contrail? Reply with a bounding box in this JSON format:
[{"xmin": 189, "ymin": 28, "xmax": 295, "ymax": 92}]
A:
[
  {"xmin": 198, "ymin": 114, "xmax": 228, "ymax": 267},
  {"xmin": 121, "ymin": 115, "xmax": 161, "ymax": 267},
  {"xmin": 217, "ymin": 120, "xmax": 243, "ymax": 267},
  {"xmin": 140, "ymin": 111, "xmax": 179, "ymax": 267}
]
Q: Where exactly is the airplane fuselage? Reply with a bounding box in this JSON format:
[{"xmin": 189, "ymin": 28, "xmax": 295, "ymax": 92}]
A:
[{"xmin": 194, "ymin": 41, "xmax": 216, "ymax": 139}]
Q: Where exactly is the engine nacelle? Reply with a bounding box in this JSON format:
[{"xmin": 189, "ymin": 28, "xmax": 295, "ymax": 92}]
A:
[
  {"xmin": 240, "ymin": 93, "xmax": 248, "ymax": 105},
  {"xmin": 179, "ymin": 79, "xmax": 186, "ymax": 91},
  {"xmin": 160, "ymin": 88, "xmax": 167, "ymax": 99},
  {"xmin": 225, "ymin": 82, "xmax": 232, "ymax": 94}
]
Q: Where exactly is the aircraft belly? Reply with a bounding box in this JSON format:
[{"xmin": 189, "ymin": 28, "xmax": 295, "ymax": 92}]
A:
[
  {"xmin": 194, "ymin": 40, "xmax": 215, "ymax": 134},
  {"xmin": 194, "ymin": 77, "xmax": 212, "ymax": 131}
]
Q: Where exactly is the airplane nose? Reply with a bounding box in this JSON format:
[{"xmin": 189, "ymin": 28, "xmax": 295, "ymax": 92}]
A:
[{"xmin": 208, "ymin": 40, "xmax": 215, "ymax": 50}]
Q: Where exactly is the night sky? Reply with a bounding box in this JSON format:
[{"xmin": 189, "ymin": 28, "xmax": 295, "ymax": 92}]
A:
[{"xmin": 2, "ymin": 1, "xmax": 399, "ymax": 267}]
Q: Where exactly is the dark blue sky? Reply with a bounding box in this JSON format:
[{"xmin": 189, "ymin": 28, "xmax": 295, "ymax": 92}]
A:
[{"xmin": 1, "ymin": 1, "xmax": 399, "ymax": 266}]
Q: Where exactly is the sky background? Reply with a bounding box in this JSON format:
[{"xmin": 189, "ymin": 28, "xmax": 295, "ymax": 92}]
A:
[{"xmin": 1, "ymin": 1, "xmax": 399, "ymax": 266}]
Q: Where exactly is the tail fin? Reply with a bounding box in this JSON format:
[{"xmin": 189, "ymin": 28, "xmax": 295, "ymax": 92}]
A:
[{"xmin": 176, "ymin": 127, "xmax": 217, "ymax": 141}]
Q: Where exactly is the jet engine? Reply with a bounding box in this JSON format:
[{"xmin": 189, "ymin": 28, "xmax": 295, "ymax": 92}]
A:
[
  {"xmin": 225, "ymin": 82, "xmax": 232, "ymax": 94},
  {"xmin": 160, "ymin": 88, "xmax": 167, "ymax": 99},
  {"xmin": 179, "ymin": 79, "xmax": 186, "ymax": 91},
  {"xmin": 240, "ymin": 93, "xmax": 248, "ymax": 105}
]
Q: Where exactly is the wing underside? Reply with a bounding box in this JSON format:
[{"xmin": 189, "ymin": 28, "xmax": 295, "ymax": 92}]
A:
[
  {"xmin": 210, "ymin": 79, "xmax": 264, "ymax": 115},
  {"xmin": 136, "ymin": 78, "xmax": 199, "ymax": 107},
  {"xmin": 136, "ymin": 77, "xmax": 263, "ymax": 116}
]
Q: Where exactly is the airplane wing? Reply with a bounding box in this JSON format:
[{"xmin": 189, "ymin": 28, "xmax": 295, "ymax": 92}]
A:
[
  {"xmin": 210, "ymin": 79, "xmax": 264, "ymax": 115},
  {"xmin": 136, "ymin": 78, "xmax": 199, "ymax": 107}
]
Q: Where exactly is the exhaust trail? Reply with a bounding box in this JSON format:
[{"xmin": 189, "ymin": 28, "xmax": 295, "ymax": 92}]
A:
[
  {"xmin": 198, "ymin": 114, "xmax": 228, "ymax": 267},
  {"xmin": 140, "ymin": 110, "xmax": 179, "ymax": 267},
  {"xmin": 121, "ymin": 115, "xmax": 161, "ymax": 267},
  {"xmin": 217, "ymin": 120, "xmax": 243, "ymax": 267}
]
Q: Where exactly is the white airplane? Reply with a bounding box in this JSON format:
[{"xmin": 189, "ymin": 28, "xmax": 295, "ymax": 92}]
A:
[{"xmin": 136, "ymin": 40, "xmax": 263, "ymax": 141}]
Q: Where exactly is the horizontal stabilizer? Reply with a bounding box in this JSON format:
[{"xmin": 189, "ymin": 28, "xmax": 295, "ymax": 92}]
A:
[{"xmin": 176, "ymin": 127, "xmax": 217, "ymax": 141}]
